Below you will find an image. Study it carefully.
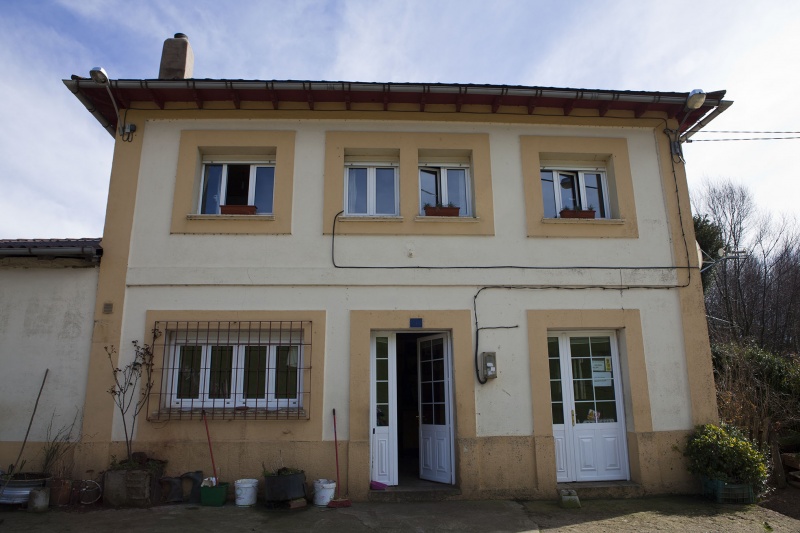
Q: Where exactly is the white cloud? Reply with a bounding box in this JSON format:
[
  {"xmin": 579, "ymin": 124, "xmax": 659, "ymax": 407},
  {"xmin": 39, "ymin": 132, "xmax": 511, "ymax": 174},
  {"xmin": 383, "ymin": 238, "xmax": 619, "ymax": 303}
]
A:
[
  {"xmin": 1, "ymin": 0, "xmax": 799, "ymax": 239},
  {"xmin": 0, "ymin": 13, "xmax": 112, "ymax": 238}
]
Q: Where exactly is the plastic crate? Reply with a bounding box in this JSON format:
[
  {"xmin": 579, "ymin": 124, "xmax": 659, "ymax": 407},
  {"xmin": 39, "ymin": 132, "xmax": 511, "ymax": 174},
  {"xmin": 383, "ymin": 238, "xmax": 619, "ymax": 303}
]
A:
[{"xmin": 701, "ymin": 477, "xmax": 754, "ymax": 504}]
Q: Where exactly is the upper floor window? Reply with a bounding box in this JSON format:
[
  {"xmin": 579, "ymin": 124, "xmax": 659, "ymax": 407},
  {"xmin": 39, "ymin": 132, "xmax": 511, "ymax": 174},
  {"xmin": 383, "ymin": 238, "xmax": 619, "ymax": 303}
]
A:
[
  {"xmin": 200, "ymin": 162, "xmax": 275, "ymax": 215},
  {"xmin": 419, "ymin": 164, "xmax": 472, "ymax": 217},
  {"xmin": 540, "ymin": 167, "xmax": 609, "ymax": 219},
  {"xmin": 344, "ymin": 164, "xmax": 399, "ymax": 216}
]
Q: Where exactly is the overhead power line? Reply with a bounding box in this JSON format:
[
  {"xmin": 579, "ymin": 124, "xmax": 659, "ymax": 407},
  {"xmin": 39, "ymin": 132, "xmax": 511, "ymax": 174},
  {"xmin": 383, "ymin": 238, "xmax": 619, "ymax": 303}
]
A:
[
  {"xmin": 695, "ymin": 130, "xmax": 800, "ymax": 134},
  {"xmin": 687, "ymin": 129, "xmax": 800, "ymax": 142},
  {"xmin": 688, "ymin": 136, "xmax": 800, "ymax": 142}
]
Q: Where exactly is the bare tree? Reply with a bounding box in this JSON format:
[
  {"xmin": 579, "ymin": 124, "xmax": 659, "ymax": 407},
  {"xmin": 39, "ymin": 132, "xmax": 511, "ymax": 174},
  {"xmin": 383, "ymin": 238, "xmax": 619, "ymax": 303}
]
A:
[{"xmin": 695, "ymin": 179, "xmax": 800, "ymax": 355}]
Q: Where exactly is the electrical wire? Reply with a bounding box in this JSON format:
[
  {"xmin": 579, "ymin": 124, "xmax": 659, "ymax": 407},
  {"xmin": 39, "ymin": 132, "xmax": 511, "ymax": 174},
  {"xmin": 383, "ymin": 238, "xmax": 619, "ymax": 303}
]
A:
[
  {"xmin": 692, "ymin": 130, "xmax": 800, "ymax": 134},
  {"xmin": 688, "ymin": 137, "xmax": 800, "ymax": 142},
  {"xmin": 331, "ymin": 211, "xmax": 693, "ymax": 272},
  {"xmin": 330, "ymin": 117, "xmax": 698, "ymax": 384}
]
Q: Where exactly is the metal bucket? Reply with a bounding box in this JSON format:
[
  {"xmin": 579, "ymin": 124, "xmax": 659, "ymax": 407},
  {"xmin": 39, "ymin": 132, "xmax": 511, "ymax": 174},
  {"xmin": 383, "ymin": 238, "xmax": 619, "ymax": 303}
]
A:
[{"xmin": 0, "ymin": 474, "xmax": 52, "ymax": 504}]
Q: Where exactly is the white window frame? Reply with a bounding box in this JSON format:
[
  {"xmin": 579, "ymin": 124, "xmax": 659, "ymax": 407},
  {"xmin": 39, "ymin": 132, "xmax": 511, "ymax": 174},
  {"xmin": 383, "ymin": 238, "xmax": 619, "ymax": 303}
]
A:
[
  {"xmin": 343, "ymin": 162, "xmax": 399, "ymax": 216},
  {"xmin": 540, "ymin": 165, "xmax": 610, "ymax": 219},
  {"xmin": 418, "ymin": 163, "xmax": 472, "ymax": 216},
  {"xmin": 168, "ymin": 331, "xmax": 303, "ymax": 410},
  {"xmin": 198, "ymin": 160, "xmax": 276, "ymax": 215}
]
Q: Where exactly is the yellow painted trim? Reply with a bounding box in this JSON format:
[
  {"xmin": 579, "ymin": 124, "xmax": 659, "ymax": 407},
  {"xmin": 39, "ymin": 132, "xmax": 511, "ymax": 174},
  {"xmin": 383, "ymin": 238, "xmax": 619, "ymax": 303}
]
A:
[
  {"xmin": 81, "ymin": 120, "xmax": 146, "ymax": 446},
  {"xmin": 324, "ymin": 132, "xmax": 495, "ymax": 235},
  {"xmin": 526, "ymin": 309, "xmax": 652, "ymax": 489},
  {"xmin": 527, "ymin": 309, "xmax": 652, "ymax": 436},
  {"xmin": 347, "ymin": 310, "xmax": 474, "ymax": 498},
  {"xmin": 170, "ymin": 130, "xmax": 295, "ymax": 234},
  {"xmin": 138, "ymin": 310, "xmax": 326, "ymax": 441},
  {"xmin": 521, "ymin": 136, "xmax": 639, "ymax": 238},
  {"xmin": 653, "ymin": 125, "xmax": 718, "ymax": 425}
]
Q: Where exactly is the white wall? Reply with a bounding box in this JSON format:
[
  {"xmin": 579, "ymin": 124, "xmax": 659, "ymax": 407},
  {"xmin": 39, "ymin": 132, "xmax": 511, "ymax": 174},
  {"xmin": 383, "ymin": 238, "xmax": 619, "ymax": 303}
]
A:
[{"xmin": 0, "ymin": 264, "xmax": 97, "ymax": 444}]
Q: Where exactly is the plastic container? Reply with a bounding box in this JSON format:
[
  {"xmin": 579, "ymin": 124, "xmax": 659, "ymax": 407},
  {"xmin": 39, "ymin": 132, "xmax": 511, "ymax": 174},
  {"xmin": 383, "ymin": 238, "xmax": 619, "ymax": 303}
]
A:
[
  {"xmin": 200, "ymin": 482, "xmax": 229, "ymax": 506},
  {"xmin": 234, "ymin": 478, "xmax": 259, "ymax": 507},
  {"xmin": 28, "ymin": 487, "xmax": 50, "ymax": 512},
  {"xmin": 700, "ymin": 476, "xmax": 755, "ymax": 504},
  {"xmin": 312, "ymin": 479, "xmax": 336, "ymax": 507}
]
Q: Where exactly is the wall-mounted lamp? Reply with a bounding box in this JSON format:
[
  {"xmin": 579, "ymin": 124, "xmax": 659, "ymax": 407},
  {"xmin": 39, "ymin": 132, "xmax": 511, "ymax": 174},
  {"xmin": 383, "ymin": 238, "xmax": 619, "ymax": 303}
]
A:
[
  {"xmin": 668, "ymin": 88, "xmax": 707, "ymax": 163},
  {"xmin": 684, "ymin": 89, "xmax": 706, "ymax": 111},
  {"xmin": 90, "ymin": 67, "xmax": 136, "ymax": 141}
]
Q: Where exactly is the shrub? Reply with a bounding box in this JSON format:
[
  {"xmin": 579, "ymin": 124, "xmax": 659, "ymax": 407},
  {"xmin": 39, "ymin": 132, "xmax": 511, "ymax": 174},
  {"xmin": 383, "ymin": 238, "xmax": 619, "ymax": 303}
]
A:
[{"xmin": 685, "ymin": 423, "xmax": 769, "ymax": 494}]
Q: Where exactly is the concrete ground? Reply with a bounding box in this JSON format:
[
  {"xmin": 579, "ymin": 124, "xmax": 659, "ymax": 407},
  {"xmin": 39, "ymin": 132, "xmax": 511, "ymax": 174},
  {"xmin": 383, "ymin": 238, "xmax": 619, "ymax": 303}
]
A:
[{"xmin": 1, "ymin": 495, "xmax": 799, "ymax": 532}]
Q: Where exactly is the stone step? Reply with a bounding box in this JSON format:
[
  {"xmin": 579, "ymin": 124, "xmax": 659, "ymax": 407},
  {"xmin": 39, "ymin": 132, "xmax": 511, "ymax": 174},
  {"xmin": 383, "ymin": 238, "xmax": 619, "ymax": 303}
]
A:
[
  {"xmin": 368, "ymin": 486, "xmax": 462, "ymax": 502},
  {"xmin": 556, "ymin": 481, "xmax": 645, "ymax": 500}
]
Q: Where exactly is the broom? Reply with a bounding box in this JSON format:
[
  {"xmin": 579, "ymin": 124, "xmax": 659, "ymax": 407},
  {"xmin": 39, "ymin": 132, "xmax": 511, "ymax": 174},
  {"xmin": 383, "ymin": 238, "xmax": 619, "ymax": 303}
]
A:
[{"xmin": 327, "ymin": 408, "xmax": 351, "ymax": 507}]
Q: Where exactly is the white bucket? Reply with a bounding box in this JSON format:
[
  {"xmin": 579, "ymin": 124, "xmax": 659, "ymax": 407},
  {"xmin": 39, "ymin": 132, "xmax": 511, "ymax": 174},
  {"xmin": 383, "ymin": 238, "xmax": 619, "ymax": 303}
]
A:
[
  {"xmin": 234, "ymin": 478, "xmax": 259, "ymax": 507},
  {"xmin": 312, "ymin": 479, "xmax": 336, "ymax": 507},
  {"xmin": 28, "ymin": 487, "xmax": 50, "ymax": 512}
]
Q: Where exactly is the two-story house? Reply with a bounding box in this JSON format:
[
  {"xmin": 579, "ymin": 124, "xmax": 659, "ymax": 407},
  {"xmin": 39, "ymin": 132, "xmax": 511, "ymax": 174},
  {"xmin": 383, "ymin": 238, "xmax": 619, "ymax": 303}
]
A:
[{"xmin": 53, "ymin": 34, "xmax": 730, "ymax": 500}]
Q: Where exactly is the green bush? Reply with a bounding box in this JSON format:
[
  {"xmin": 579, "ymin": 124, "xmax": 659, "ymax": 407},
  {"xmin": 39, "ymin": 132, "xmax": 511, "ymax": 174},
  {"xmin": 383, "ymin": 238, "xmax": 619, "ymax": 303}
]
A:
[{"xmin": 685, "ymin": 423, "xmax": 769, "ymax": 494}]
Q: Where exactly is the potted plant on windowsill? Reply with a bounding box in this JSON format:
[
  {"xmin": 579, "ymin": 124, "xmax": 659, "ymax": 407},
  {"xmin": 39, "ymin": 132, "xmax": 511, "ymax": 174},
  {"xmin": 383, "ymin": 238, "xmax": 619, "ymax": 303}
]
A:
[
  {"xmin": 423, "ymin": 202, "xmax": 460, "ymax": 217},
  {"xmin": 220, "ymin": 204, "xmax": 257, "ymax": 215},
  {"xmin": 559, "ymin": 206, "xmax": 596, "ymax": 219}
]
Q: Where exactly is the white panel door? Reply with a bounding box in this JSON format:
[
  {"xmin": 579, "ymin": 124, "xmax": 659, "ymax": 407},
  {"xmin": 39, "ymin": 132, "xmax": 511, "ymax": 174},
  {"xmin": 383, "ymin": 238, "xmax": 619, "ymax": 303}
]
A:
[
  {"xmin": 548, "ymin": 333, "xmax": 629, "ymax": 482},
  {"xmin": 417, "ymin": 334, "xmax": 454, "ymax": 484},
  {"xmin": 371, "ymin": 332, "xmax": 397, "ymax": 486}
]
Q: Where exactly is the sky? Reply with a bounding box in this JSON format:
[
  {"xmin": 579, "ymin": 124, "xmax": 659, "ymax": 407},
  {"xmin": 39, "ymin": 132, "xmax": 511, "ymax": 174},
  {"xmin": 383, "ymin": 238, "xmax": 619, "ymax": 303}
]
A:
[{"xmin": 1, "ymin": 0, "xmax": 798, "ymax": 239}]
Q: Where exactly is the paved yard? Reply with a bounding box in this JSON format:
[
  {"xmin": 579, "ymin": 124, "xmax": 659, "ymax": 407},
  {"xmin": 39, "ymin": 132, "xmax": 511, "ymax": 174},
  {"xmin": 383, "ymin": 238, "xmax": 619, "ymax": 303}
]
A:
[{"xmin": 1, "ymin": 493, "xmax": 798, "ymax": 532}]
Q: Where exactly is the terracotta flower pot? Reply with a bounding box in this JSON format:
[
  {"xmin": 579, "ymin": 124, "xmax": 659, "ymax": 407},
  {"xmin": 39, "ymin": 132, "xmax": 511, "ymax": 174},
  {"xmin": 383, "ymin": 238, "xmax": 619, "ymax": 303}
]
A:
[
  {"xmin": 423, "ymin": 206, "xmax": 460, "ymax": 217},
  {"xmin": 49, "ymin": 478, "xmax": 72, "ymax": 507},
  {"xmin": 220, "ymin": 205, "xmax": 257, "ymax": 215},
  {"xmin": 559, "ymin": 208, "xmax": 595, "ymax": 219}
]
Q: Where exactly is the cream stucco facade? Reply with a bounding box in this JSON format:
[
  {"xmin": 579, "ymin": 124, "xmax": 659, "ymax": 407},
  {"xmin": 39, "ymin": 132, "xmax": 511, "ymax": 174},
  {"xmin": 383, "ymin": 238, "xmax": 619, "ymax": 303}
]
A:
[{"xmin": 2, "ymin": 86, "xmax": 720, "ymax": 499}]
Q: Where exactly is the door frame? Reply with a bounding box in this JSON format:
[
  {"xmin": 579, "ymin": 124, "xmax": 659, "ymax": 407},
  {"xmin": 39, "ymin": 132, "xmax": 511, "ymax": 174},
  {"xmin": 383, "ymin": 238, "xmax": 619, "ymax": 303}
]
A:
[
  {"xmin": 369, "ymin": 329, "xmax": 456, "ymax": 486},
  {"xmin": 550, "ymin": 330, "xmax": 630, "ymax": 483}
]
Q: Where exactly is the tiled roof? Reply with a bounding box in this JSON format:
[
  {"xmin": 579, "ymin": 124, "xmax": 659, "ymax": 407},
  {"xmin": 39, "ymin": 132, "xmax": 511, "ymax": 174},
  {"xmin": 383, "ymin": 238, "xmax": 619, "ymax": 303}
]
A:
[
  {"xmin": 0, "ymin": 238, "xmax": 102, "ymax": 249},
  {"xmin": 0, "ymin": 238, "xmax": 102, "ymax": 261}
]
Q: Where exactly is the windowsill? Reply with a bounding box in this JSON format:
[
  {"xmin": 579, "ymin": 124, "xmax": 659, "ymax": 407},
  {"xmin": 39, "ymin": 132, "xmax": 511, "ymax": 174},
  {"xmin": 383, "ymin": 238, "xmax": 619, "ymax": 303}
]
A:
[
  {"xmin": 542, "ymin": 217, "xmax": 625, "ymax": 225},
  {"xmin": 187, "ymin": 214, "xmax": 276, "ymax": 221},
  {"xmin": 337, "ymin": 215, "xmax": 404, "ymax": 222},
  {"xmin": 414, "ymin": 216, "xmax": 481, "ymax": 223},
  {"xmin": 149, "ymin": 406, "xmax": 307, "ymax": 421}
]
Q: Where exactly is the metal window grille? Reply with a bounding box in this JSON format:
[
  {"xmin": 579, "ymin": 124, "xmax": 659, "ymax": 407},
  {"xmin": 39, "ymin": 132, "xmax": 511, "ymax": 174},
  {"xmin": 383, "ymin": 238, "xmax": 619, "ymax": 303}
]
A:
[{"xmin": 147, "ymin": 320, "xmax": 312, "ymax": 421}]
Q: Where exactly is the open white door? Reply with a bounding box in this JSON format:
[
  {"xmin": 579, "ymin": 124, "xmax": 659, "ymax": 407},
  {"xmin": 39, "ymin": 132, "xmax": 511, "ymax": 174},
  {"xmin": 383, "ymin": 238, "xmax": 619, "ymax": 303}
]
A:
[
  {"xmin": 370, "ymin": 332, "xmax": 398, "ymax": 486},
  {"xmin": 549, "ymin": 333, "xmax": 629, "ymax": 482},
  {"xmin": 417, "ymin": 333, "xmax": 454, "ymax": 484}
]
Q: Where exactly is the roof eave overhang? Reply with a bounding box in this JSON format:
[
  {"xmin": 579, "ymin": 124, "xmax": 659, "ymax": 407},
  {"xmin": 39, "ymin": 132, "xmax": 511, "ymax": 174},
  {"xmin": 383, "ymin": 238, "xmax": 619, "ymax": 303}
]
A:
[{"xmin": 63, "ymin": 77, "xmax": 731, "ymax": 138}]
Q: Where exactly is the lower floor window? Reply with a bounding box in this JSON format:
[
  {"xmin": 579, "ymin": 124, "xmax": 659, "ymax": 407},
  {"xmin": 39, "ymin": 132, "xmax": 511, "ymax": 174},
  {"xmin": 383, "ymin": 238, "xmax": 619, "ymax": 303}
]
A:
[
  {"xmin": 151, "ymin": 321, "xmax": 311, "ymax": 420},
  {"xmin": 174, "ymin": 342, "xmax": 300, "ymax": 408}
]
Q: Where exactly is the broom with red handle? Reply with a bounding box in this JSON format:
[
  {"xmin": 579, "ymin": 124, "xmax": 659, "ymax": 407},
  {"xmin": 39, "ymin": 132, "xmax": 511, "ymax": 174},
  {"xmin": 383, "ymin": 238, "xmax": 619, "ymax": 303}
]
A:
[{"xmin": 327, "ymin": 408, "xmax": 351, "ymax": 507}]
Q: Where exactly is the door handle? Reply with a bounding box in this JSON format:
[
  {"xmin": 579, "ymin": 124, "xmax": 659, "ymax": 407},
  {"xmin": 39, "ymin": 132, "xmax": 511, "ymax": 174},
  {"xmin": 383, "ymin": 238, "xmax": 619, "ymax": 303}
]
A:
[{"xmin": 571, "ymin": 410, "xmax": 575, "ymax": 426}]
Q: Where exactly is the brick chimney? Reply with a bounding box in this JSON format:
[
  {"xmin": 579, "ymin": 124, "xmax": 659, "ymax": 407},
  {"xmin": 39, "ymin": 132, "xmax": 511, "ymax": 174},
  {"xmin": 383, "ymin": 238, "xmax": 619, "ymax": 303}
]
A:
[{"xmin": 158, "ymin": 33, "xmax": 194, "ymax": 80}]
